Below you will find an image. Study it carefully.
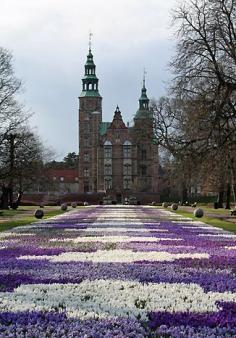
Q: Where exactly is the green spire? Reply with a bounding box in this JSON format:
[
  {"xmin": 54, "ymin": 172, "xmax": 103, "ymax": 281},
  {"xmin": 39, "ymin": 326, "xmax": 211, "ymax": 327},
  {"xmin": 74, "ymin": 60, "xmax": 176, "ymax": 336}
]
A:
[
  {"xmin": 80, "ymin": 33, "xmax": 101, "ymax": 97},
  {"xmin": 139, "ymin": 74, "xmax": 149, "ymax": 110},
  {"xmin": 135, "ymin": 71, "xmax": 152, "ymax": 119}
]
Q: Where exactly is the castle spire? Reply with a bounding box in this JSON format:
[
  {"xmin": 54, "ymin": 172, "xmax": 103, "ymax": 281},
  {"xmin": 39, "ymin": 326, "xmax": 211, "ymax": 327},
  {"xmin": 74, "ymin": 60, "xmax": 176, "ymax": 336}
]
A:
[
  {"xmin": 89, "ymin": 31, "xmax": 93, "ymax": 54},
  {"xmin": 139, "ymin": 69, "xmax": 149, "ymax": 111},
  {"xmin": 134, "ymin": 72, "xmax": 153, "ymax": 120},
  {"xmin": 80, "ymin": 34, "xmax": 101, "ymax": 98}
]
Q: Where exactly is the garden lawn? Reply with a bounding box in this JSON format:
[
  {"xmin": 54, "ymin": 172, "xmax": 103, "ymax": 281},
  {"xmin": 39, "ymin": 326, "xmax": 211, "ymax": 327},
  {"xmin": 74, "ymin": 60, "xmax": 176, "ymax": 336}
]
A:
[
  {"xmin": 0, "ymin": 206, "xmax": 68, "ymax": 232},
  {"xmin": 170, "ymin": 209, "xmax": 236, "ymax": 234},
  {"xmin": 0, "ymin": 205, "xmax": 236, "ymax": 337}
]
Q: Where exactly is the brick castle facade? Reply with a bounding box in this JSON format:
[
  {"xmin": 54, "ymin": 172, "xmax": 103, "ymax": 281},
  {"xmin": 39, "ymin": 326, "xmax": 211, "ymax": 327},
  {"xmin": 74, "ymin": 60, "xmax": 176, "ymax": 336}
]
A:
[{"xmin": 78, "ymin": 47, "xmax": 160, "ymax": 203}]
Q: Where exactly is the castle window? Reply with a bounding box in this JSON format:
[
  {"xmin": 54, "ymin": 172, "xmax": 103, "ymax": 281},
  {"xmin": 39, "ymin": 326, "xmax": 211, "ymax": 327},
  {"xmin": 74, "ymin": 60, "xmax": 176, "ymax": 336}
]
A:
[
  {"xmin": 84, "ymin": 168, "xmax": 89, "ymax": 177},
  {"xmin": 141, "ymin": 149, "xmax": 147, "ymax": 160},
  {"xmin": 104, "ymin": 140, "xmax": 112, "ymax": 158},
  {"xmin": 123, "ymin": 141, "xmax": 132, "ymax": 158},
  {"xmin": 84, "ymin": 181, "xmax": 89, "ymax": 193},
  {"xmin": 84, "ymin": 153, "xmax": 89, "ymax": 161},
  {"xmin": 123, "ymin": 178, "xmax": 132, "ymax": 190},
  {"xmin": 104, "ymin": 177, "xmax": 112, "ymax": 190},
  {"xmin": 104, "ymin": 164, "xmax": 112, "ymax": 175},
  {"xmin": 141, "ymin": 165, "xmax": 147, "ymax": 176},
  {"xmin": 123, "ymin": 163, "xmax": 132, "ymax": 175}
]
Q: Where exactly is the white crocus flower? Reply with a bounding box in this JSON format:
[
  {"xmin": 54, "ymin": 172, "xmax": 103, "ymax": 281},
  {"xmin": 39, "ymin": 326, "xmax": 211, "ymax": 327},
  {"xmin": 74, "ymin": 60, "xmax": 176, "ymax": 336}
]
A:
[
  {"xmin": 0, "ymin": 280, "xmax": 236, "ymax": 321},
  {"xmin": 18, "ymin": 249, "xmax": 209, "ymax": 263}
]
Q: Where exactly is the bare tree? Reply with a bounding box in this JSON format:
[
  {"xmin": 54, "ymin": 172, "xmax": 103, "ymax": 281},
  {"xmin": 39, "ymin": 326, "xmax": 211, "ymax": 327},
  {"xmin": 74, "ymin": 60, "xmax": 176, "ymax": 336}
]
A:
[
  {"xmin": 171, "ymin": 0, "xmax": 236, "ymax": 145},
  {"xmin": 0, "ymin": 127, "xmax": 47, "ymax": 208},
  {"xmin": 153, "ymin": 0, "xmax": 236, "ymax": 205},
  {"xmin": 0, "ymin": 48, "xmax": 28, "ymax": 145}
]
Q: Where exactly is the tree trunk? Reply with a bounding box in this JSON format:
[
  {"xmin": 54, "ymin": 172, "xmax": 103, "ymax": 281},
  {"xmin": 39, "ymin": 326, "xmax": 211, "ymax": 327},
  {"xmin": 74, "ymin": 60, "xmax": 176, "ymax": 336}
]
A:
[
  {"xmin": 181, "ymin": 186, "xmax": 188, "ymax": 205},
  {"xmin": 225, "ymin": 183, "xmax": 231, "ymax": 209},
  {"xmin": 217, "ymin": 190, "xmax": 224, "ymax": 208},
  {"xmin": 0, "ymin": 185, "xmax": 9, "ymax": 209},
  {"xmin": 8, "ymin": 186, "xmax": 13, "ymax": 207}
]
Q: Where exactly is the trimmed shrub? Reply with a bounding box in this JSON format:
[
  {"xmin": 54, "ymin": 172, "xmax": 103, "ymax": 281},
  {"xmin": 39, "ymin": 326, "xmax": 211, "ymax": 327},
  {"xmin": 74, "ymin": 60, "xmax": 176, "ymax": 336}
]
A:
[
  {"xmin": 34, "ymin": 209, "xmax": 44, "ymax": 219},
  {"xmin": 71, "ymin": 202, "xmax": 77, "ymax": 208},
  {"xmin": 162, "ymin": 202, "xmax": 168, "ymax": 208},
  {"xmin": 61, "ymin": 203, "xmax": 68, "ymax": 211},
  {"xmin": 194, "ymin": 208, "xmax": 204, "ymax": 218},
  {"xmin": 171, "ymin": 203, "xmax": 178, "ymax": 211}
]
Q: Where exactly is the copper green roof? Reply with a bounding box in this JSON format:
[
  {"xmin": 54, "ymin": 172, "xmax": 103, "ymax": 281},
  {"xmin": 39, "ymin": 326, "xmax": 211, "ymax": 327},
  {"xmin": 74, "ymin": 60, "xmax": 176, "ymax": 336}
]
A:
[
  {"xmin": 81, "ymin": 48, "xmax": 101, "ymax": 97},
  {"xmin": 99, "ymin": 122, "xmax": 110, "ymax": 135},
  {"xmin": 80, "ymin": 91, "xmax": 102, "ymax": 98},
  {"xmin": 134, "ymin": 82, "xmax": 152, "ymax": 119}
]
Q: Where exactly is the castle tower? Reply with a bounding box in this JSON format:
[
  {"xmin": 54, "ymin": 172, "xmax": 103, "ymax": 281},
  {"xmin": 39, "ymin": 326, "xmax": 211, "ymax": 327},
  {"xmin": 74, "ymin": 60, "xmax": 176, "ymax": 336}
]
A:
[
  {"xmin": 133, "ymin": 75, "xmax": 159, "ymax": 193},
  {"xmin": 78, "ymin": 39, "xmax": 102, "ymax": 192}
]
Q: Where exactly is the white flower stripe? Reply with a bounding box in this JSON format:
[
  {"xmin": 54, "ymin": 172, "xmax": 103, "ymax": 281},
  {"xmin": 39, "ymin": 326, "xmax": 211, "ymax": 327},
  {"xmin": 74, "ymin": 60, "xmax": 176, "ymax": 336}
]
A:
[
  {"xmin": 18, "ymin": 249, "xmax": 209, "ymax": 263},
  {"xmin": 49, "ymin": 236, "xmax": 182, "ymax": 243},
  {"xmin": 64, "ymin": 228, "xmax": 168, "ymax": 233},
  {"xmin": 0, "ymin": 279, "xmax": 235, "ymax": 321}
]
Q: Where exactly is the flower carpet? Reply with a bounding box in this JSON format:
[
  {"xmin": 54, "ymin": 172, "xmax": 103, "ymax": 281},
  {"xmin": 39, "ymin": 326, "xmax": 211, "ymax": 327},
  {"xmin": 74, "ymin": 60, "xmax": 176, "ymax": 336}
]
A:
[{"xmin": 0, "ymin": 205, "xmax": 236, "ymax": 337}]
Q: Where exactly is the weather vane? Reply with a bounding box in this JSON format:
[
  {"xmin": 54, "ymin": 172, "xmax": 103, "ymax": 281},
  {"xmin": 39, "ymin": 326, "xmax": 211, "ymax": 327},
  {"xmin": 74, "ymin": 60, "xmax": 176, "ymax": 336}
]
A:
[
  {"xmin": 143, "ymin": 67, "xmax": 147, "ymax": 87},
  {"xmin": 89, "ymin": 31, "xmax": 93, "ymax": 52}
]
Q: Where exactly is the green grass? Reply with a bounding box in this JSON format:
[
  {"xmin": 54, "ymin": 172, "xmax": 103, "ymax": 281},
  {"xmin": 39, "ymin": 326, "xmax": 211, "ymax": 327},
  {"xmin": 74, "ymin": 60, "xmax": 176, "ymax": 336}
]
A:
[
  {"xmin": 171, "ymin": 209, "xmax": 236, "ymax": 234},
  {"xmin": 0, "ymin": 208, "xmax": 66, "ymax": 232}
]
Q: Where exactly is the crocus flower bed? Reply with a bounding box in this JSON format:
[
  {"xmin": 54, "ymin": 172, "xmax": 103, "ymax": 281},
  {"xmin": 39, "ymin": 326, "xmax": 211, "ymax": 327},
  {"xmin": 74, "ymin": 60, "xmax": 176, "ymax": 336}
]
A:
[{"xmin": 0, "ymin": 206, "xmax": 236, "ymax": 337}]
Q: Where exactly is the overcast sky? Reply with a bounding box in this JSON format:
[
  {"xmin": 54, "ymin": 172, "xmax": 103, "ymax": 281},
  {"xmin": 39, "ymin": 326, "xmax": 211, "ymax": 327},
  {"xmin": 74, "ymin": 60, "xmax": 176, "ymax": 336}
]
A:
[{"xmin": 0, "ymin": 0, "xmax": 177, "ymax": 160}]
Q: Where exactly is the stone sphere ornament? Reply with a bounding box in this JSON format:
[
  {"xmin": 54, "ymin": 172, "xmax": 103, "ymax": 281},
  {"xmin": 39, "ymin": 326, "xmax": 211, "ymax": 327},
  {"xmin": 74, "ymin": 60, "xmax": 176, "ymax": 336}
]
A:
[
  {"xmin": 171, "ymin": 203, "xmax": 178, "ymax": 211},
  {"xmin": 162, "ymin": 202, "xmax": 168, "ymax": 208},
  {"xmin": 61, "ymin": 203, "xmax": 68, "ymax": 211},
  {"xmin": 194, "ymin": 208, "xmax": 204, "ymax": 218},
  {"xmin": 34, "ymin": 209, "xmax": 44, "ymax": 219},
  {"xmin": 71, "ymin": 202, "xmax": 77, "ymax": 208}
]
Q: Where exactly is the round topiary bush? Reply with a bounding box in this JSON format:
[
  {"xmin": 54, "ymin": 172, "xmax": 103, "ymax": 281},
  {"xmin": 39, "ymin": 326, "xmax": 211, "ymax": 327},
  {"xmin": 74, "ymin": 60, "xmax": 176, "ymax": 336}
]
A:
[
  {"xmin": 61, "ymin": 203, "xmax": 68, "ymax": 211},
  {"xmin": 78, "ymin": 201, "xmax": 84, "ymax": 206},
  {"xmin": 34, "ymin": 209, "xmax": 44, "ymax": 219},
  {"xmin": 151, "ymin": 201, "xmax": 157, "ymax": 206},
  {"xmin": 194, "ymin": 208, "xmax": 204, "ymax": 218},
  {"xmin": 162, "ymin": 202, "xmax": 168, "ymax": 208},
  {"xmin": 84, "ymin": 201, "xmax": 89, "ymax": 206},
  {"xmin": 171, "ymin": 203, "xmax": 178, "ymax": 211},
  {"xmin": 71, "ymin": 202, "xmax": 77, "ymax": 208}
]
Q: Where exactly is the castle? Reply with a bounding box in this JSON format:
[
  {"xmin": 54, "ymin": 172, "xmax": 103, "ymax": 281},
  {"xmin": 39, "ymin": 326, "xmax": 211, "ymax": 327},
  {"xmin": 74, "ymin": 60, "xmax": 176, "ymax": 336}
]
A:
[{"xmin": 78, "ymin": 45, "xmax": 160, "ymax": 203}]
